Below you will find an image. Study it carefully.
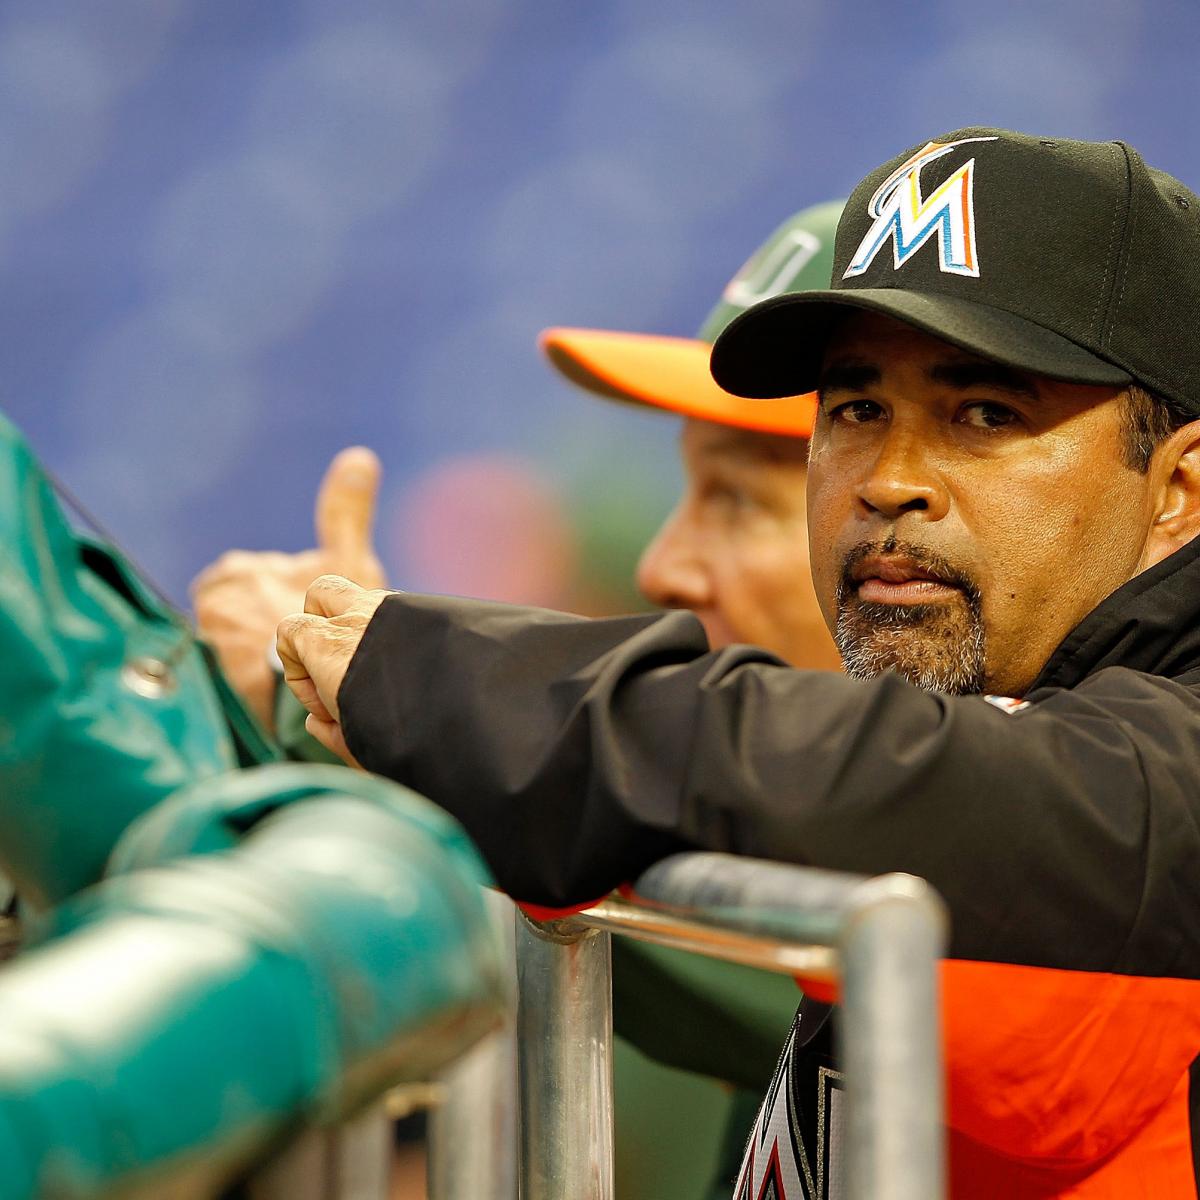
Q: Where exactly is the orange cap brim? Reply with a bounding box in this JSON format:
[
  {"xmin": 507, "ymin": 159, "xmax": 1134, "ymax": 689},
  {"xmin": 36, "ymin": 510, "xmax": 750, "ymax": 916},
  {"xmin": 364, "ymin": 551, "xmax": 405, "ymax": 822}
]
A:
[{"xmin": 540, "ymin": 327, "xmax": 817, "ymax": 438}]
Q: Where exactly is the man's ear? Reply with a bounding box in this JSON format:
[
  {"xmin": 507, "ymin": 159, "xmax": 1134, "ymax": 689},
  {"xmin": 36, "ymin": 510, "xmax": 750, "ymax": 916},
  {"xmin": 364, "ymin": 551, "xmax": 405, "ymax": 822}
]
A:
[{"xmin": 1142, "ymin": 419, "xmax": 1200, "ymax": 569}]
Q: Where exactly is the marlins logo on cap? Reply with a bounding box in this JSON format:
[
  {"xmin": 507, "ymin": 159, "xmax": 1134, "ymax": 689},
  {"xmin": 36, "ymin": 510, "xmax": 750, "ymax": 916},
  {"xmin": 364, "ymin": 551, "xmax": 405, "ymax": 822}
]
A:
[
  {"xmin": 844, "ymin": 136, "xmax": 999, "ymax": 280},
  {"xmin": 710, "ymin": 128, "xmax": 1200, "ymax": 405}
]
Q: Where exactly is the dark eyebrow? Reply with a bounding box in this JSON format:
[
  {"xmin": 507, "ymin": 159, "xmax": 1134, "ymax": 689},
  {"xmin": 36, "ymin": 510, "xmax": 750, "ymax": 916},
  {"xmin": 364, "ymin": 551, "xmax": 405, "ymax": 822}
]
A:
[
  {"xmin": 817, "ymin": 362, "xmax": 881, "ymax": 396},
  {"xmin": 928, "ymin": 361, "xmax": 1038, "ymax": 398}
]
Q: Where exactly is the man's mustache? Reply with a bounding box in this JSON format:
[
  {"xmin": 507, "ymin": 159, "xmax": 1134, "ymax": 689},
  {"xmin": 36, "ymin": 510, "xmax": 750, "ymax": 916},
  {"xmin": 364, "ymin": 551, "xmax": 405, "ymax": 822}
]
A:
[{"xmin": 837, "ymin": 535, "xmax": 981, "ymax": 606}]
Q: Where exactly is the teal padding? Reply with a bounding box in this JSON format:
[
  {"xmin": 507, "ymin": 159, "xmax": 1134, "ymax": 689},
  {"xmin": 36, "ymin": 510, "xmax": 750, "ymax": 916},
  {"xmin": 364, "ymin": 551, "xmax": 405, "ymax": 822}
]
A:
[
  {"xmin": 0, "ymin": 413, "xmax": 277, "ymax": 912},
  {"xmin": 1, "ymin": 766, "xmax": 506, "ymax": 1200},
  {"xmin": 105, "ymin": 762, "xmax": 480, "ymax": 876}
]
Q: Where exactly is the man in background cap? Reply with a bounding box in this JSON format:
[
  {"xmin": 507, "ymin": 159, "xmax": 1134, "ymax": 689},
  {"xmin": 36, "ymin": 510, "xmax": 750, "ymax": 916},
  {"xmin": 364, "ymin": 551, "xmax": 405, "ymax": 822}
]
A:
[
  {"xmin": 543, "ymin": 202, "xmax": 843, "ymax": 1200},
  {"xmin": 280, "ymin": 129, "xmax": 1200, "ymax": 1196},
  {"xmin": 194, "ymin": 203, "xmax": 849, "ymax": 1199},
  {"xmin": 542, "ymin": 200, "xmax": 842, "ymax": 673}
]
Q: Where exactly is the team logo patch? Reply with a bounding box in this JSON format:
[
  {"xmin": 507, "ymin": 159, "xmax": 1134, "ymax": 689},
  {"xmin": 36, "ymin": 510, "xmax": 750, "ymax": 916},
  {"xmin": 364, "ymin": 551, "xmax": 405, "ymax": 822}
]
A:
[
  {"xmin": 734, "ymin": 1023, "xmax": 810, "ymax": 1200},
  {"xmin": 724, "ymin": 228, "xmax": 823, "ymax": 308},
  {"xmin": 983, "ymin": 694, "xmax": 1031, "ymax": 715},
  {"xmin": 734, "ymin": 1012, "xmax": 845, "ymax": 1200},
  {"xmin": 843, "ymin": 136, "xmax": 998, "ymax": 280}
]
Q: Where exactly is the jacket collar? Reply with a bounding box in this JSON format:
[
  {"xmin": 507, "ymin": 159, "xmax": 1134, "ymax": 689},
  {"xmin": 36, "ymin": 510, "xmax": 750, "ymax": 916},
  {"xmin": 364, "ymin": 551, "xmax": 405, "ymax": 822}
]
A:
[{"xmin": 1029, "ymin": 533, "xmax": 1200, "ymax": 693}]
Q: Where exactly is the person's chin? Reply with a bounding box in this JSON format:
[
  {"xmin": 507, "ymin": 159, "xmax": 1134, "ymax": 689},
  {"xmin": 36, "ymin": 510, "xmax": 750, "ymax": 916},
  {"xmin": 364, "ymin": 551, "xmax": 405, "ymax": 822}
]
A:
[
  {"xmin": 836, "ymin": 602, "xmax": 986, "ymax": 694},
  {"xmin": 847, "ymin": 596, "xmax": 969, "ymax": 630}
]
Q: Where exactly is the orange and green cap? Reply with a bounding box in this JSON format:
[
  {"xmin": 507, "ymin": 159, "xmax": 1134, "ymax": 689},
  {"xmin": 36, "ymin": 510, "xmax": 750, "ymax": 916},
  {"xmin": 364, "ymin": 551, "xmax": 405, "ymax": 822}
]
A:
[{"xmin": 540, "ymin": 199, "xmax": 843, "ymax": 438}]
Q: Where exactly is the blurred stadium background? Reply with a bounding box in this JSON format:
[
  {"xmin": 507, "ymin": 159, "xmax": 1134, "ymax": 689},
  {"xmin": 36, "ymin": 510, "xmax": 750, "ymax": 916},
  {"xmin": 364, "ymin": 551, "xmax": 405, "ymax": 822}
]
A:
[
  {"xmin": 3, "ymin": 3, "xmax": 1197, "ymax": 1196},
  {"xmin": 4, "ymin": 0, "xmax": 1196, "ymax": 616}
]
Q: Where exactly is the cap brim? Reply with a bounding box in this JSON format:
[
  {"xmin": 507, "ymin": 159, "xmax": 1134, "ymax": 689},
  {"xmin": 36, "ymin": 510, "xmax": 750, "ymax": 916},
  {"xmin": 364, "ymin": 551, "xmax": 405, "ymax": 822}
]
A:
[
  {"xmin": 709, "ymin": 289, "xmax": 1134, "ymax": 399},
  {"xmin": 540, "ymin": 327, "xmax": 817, "ymax": 438}
]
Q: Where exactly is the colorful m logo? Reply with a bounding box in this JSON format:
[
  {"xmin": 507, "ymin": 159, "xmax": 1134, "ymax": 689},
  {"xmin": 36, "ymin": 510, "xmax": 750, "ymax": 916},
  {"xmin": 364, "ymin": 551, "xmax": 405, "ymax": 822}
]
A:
[{"xmin": 843, "ymin": 137, "xmax": 998, "ymax": 280}]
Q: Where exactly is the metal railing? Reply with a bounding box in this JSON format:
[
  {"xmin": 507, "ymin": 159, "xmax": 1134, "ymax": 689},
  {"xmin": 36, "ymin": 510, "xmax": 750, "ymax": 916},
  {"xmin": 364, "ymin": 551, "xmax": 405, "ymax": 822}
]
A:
[
  {"xmin": 257, "ymin": 852, "xmax": 947, "ymax": 1200},
  {"xmin": 427, "ymin": 889, "xmax": 520, "ymax": 1200},
  {"xmin": 430, "ymin": 852, "xmax": 948, "ymax": 1200},
  {"xmin": 247, "ymin": 1103, "xmax": 394, "ymax": 1200}
]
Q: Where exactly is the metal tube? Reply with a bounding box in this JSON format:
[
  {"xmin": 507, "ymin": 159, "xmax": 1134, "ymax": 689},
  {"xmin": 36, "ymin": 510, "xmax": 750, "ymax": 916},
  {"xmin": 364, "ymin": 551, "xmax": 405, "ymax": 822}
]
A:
[
  {"xmin": 839, "ymin": 874, "xmax": 948, "ymax": 1200},
  {"xmin": 427, "ymin": 1034, "xmax": 517, "ymax": 1200},
  {"xmin": 508, "ymin": 854, "xmax": 947, "ymax": 1200},
  {"xmin": 246, "ymin": 1104, "xmax": 391, "ymax": 1200},
  {"xmin": 569, "ymin": 895, "xmax": 837, "ymax": 980},
  {"xmin": 327, "ymin": 1104, "xmax": 393, "ymax": 1200},
  {"xmin": 515, "ymin": 910, "xmax": 614, "ymax": 1200},
  {"xmin": 428, "ymin": 889, "xmax": 518, "ymax": 1200},
  {"xmin": 633, "ymin": 853, "xmax": 869, "ymax": 944}
]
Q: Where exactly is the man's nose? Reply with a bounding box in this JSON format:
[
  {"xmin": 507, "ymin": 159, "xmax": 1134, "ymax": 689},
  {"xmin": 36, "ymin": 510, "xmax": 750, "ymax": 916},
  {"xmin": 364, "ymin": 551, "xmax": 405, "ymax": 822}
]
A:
[
  {"xmin": 854, "ymin": 429, "xmax": 950, "ymax": 521},
  {"xmin": 636, "ymin": 506, "xmax": 711, "ymax": 611}
]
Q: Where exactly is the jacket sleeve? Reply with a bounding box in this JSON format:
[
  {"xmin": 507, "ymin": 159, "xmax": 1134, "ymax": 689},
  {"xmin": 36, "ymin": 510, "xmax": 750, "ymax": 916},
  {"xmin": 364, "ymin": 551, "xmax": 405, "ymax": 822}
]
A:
[{"xmin": 338, "ymin": 592, "xmax": 1200, "ymax": 977}]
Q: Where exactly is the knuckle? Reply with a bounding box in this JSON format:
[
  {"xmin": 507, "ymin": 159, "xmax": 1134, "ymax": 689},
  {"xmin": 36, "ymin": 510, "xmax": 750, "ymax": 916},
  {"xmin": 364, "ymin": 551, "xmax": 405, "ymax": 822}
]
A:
[
  {"xmin": 276, "ymin": 612, "xmax": 309, "ymax": 640},
  {"xmin": 311, "ymin": 573, "xmax": 351, "ymax": 593}
]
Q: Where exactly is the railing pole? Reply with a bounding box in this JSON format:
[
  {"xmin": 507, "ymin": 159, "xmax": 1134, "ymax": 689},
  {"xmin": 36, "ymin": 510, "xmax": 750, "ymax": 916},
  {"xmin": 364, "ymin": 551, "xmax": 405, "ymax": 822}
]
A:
[
  {"xmin": 839, "ymin": 875, "xmax": 946, "ymax": 1200},
  {"xmin": 246, "ymin": 1103, "xmax": 391, "ymax": 1200},
  {"xmin": 428, "ymin": 890, "xmax": 518, "ymax": 1200},
  {"xmin": 515, "ymin": 910, "xmax": 615, "ymax": 1200},
  {"xmin": 427, "ymin": 1030, "xmax": 518, "ymax": 1200}
]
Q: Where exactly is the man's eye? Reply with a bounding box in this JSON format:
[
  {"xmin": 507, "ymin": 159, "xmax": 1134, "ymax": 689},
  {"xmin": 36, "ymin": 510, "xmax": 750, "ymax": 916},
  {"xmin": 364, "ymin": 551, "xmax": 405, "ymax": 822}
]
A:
[
  {"xmin": 701, "ymin": 481, "xmax": 749, "ymax": 509},
  {"xmin": 698, "ymin": 477, "xmax": 762, "ymax": 517},
  {"xmin": 829, "ymin": 399, "xmax": 883, "ymax": 424},
  {"xmin": 958, "ymin": 401, "xmax": 1020, "ymax": 430}
]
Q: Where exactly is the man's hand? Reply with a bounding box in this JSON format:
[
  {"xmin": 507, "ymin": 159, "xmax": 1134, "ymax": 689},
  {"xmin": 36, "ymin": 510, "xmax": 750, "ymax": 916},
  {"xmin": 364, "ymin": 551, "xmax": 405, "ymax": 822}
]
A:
[
  {"xmin": 276, "ymin": 576, "xmax": 390, "ymax": 763},
  {"xmin": 190, "ymin": 447, "xmax": 388, "ymax": 729}
]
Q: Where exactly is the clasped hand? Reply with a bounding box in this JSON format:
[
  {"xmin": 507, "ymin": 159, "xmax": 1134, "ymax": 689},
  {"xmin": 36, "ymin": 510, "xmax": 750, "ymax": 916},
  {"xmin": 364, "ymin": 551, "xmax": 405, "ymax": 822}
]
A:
[{"xmin": 276, "ymin": 576, "xmax": 390, "ymax": 764}]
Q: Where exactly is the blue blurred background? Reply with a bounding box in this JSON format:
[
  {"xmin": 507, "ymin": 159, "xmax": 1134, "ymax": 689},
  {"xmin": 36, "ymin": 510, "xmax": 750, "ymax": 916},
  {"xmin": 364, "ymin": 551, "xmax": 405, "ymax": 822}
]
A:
[{"xmin": 4, "ymin": 0, "xmax": 1198, "ymax": 610}]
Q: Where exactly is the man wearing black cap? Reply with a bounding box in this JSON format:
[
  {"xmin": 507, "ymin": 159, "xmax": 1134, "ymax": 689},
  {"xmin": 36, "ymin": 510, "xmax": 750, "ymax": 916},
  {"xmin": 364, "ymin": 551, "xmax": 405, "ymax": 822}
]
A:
[{"xmin": 278, "ymin": 130, "xmax": 1200, "ymax": 1196}]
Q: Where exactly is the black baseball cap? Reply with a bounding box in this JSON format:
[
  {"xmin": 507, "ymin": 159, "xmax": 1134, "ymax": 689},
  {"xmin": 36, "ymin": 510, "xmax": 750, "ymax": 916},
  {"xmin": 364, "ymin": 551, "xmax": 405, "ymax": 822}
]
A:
[{"xmin": 710, "ymin": 128, "xmax": 1200, "ymax": 414}]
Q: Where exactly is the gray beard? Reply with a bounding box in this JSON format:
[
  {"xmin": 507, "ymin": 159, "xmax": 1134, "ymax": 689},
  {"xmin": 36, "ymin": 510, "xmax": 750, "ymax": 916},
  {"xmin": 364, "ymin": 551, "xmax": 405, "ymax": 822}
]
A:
[{"xmin": 834, "ymin": 600, "xmax": 987, "ymax": 695}]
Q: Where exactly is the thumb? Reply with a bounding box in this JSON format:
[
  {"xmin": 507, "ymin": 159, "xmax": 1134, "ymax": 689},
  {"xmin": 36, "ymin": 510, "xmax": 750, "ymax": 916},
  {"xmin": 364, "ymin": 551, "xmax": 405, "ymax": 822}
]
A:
[
  {"xmin": 314, "ymin": 446, "xmax": 382, "ymax": 559},
  {"xmin": 305, "ymin": 713, "xmax": 361, "ymax": 767}
]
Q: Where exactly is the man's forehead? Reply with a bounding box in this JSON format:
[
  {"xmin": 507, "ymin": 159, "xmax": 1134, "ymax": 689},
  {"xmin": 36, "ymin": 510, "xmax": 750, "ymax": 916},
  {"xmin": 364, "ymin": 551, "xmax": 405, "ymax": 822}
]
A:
[
  {"xmin": 813, "ymin": 310, "xmax": 1140, "ymax": 422},
  {"xmin": 680, "ymin": 416, "xmax": 809, "ymax": 465},
  {"xmin": 816, "ymin": 311, "xmax": 1055, "ymax": 400}
]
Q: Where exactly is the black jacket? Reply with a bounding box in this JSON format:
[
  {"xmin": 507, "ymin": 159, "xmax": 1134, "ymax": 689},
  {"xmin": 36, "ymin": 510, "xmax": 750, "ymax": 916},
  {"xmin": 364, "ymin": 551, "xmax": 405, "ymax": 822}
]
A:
[
  {"xmin": 339, "ymin": 536, "xmax": 1200, "ymax": 1196},
  {"xmin": 340, "ymin": 535, "xmax": 1200, "ymax": 978}
]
